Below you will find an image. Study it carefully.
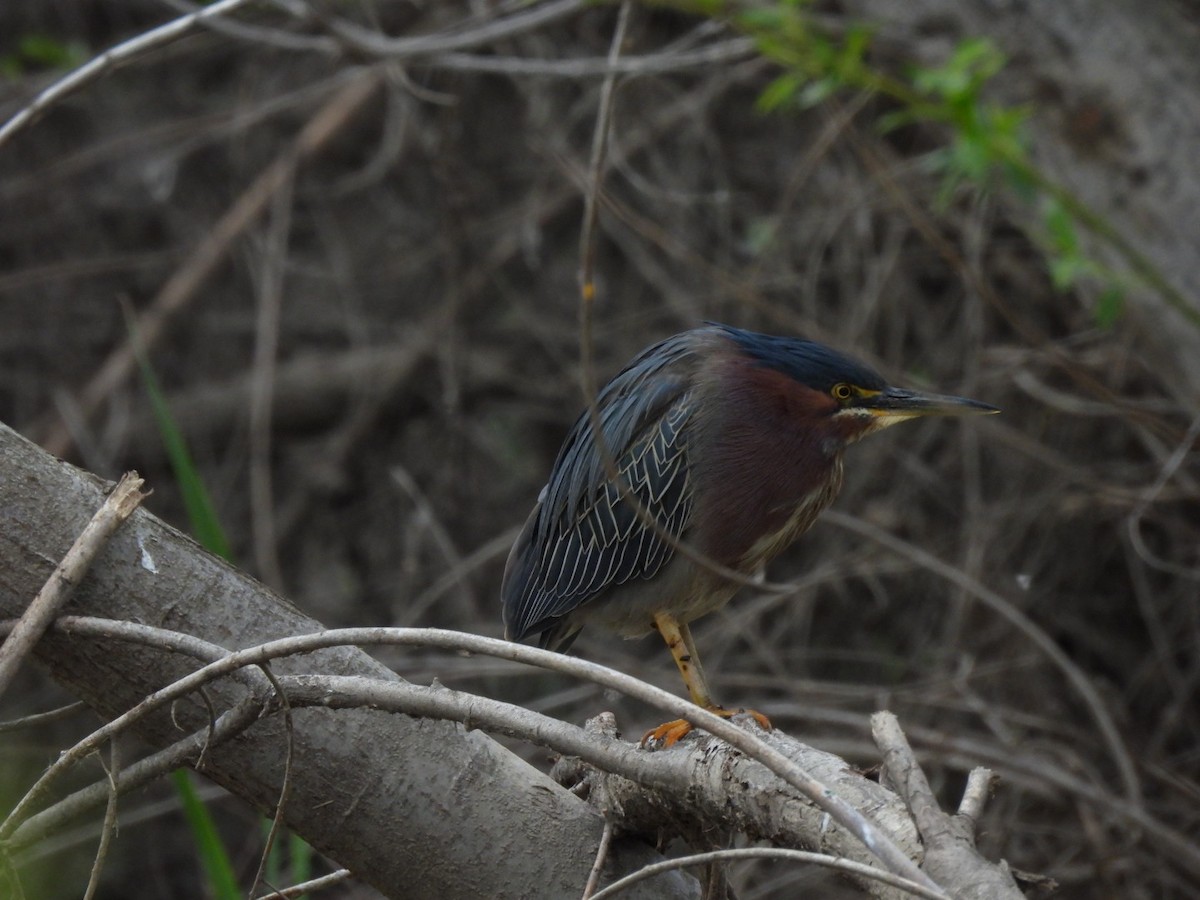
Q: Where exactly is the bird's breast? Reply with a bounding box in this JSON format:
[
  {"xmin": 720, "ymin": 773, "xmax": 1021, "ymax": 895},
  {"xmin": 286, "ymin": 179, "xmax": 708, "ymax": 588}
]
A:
[
  {"xmin": 692, "ymin": 435, "xmax": 845, "ymax": 573},
  {"xmin": 735, "ymin": 455, "xmax": 844, "ymax": 570}
]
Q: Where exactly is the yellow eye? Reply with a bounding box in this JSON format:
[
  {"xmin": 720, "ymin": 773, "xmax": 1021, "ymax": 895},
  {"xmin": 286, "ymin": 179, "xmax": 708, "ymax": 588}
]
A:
[{"xmin": 832, "ymin": 383, "xmax": 853, "ymax": 401}]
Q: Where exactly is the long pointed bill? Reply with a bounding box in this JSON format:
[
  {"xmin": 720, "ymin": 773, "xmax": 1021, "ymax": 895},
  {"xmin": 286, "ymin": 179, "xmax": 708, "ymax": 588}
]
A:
[{"xmin": 863, "ymin": 385, "xmax": 999, "ymax": 424}]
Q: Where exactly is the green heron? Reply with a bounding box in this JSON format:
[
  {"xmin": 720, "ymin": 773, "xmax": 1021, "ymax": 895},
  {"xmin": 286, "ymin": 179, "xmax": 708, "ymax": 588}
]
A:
[{"xmin": 502, "ymin": 323, "xmax": 997, "ymax": 746}]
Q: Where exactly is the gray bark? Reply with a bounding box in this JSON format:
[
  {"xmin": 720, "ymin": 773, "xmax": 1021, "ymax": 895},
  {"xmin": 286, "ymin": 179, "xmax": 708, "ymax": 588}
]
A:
[{"xmin": 0, "ymin": 421, "xmax": 694, "ymax": 900}]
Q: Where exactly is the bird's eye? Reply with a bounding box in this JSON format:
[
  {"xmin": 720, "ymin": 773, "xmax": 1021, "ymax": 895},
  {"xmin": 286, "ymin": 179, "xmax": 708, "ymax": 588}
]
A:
[{"xmin": 831, "ymin": 383, "xmax": 854, "ymax": 402}]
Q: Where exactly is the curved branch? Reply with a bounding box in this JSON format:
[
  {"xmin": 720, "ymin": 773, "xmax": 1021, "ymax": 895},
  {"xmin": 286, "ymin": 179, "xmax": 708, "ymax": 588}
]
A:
[
  {"xmin": 0, "ymin": 615, "xmax": 935, "ymax": 895},
  {"xmin": 589, "ymin": 847, "xmax": 947, "ymax": 900},
  {"xmin": 0, "ymin": 422, "xmax": 689, "ymax": 900},
  {"xmin": 1, "ymin": 614, "xmax": 930, "ymax": 899},
  {"xmin": 8, "ymin": 697, "xmax": 265, "ymax": 854}
]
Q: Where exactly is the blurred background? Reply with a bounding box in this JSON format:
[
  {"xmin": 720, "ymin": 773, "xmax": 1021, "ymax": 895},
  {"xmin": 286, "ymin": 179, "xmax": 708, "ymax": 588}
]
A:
[{"xmin": 1, "ymin": 1, "xmax": 1197, "ymax": 897}]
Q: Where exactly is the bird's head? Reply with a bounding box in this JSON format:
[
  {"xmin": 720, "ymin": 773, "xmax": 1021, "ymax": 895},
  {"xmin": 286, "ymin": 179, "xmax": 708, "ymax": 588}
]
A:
[{"xmin": 711, "ymin": 324, "xmax": 998, "ymax": 447}]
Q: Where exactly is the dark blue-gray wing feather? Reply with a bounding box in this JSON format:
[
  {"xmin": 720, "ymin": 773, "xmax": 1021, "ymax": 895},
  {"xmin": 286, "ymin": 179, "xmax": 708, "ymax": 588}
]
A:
[{"xmin": 502, "ymin": 333, "xmax": 702, "ymax": 647}]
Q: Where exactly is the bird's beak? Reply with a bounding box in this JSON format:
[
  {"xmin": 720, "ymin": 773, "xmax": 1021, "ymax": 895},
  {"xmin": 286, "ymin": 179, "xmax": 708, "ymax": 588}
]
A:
[{"xmin": 861, "ymin": 385, "xmax": 999, "ymax": 423}]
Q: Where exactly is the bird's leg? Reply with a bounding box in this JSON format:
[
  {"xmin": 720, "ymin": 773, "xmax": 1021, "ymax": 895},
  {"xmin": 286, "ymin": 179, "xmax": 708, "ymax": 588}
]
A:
[
  {"xmin": 642, "ymin": 613, "xmax": 772, "ymax": 749},
  {"xmin": 661, "ymin": 614, "xmax": 715, "ymax": 706}
]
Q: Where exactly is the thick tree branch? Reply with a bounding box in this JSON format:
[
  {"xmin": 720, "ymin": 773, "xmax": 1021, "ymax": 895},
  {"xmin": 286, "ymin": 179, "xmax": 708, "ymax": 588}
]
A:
[{"xmin": 0, "ymin": 421, "xmax": 691, "ymax": 900}]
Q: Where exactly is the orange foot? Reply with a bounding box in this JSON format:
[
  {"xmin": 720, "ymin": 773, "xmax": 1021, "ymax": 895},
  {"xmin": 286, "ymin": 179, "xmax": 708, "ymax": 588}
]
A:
[{"xmin": 641, "ymin": 705, "xmax": 772, "ymax": 749}]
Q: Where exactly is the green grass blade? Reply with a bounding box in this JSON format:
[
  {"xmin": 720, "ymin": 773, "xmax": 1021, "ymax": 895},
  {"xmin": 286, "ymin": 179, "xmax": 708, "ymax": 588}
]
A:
[
  {"xmin": 171, "ymin": 770, "xmax": 240, "ymax": 900},
  {"xmin": 129, "ymin": 323, "xmax": 232, "ymax": 561}
]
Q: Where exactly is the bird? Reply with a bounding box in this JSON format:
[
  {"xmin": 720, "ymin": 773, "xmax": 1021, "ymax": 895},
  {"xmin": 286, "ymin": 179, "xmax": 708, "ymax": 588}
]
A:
[{"xmin": 502, "ymin": 323, "xmax": 998, "ymax": 747}]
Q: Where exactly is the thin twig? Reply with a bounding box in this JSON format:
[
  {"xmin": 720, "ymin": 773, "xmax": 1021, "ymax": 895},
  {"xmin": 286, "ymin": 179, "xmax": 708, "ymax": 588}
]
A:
[
  {"xmin": 1126, "ymin": 412, "xmax": 1200, "ymax": 579},
  {"xmin": 957, "ymin": 767, "xmax": 995, "ymax": 824},
  {"xmin": 0, "ymin": 0, "xmax": 258, "ymax": 150},
  {"xmin": 577, "ymin": 0, "xmax": 631, "ymax": 329},
  {"xmin": 158, "ymin": 0, "xmax": 339, "ymax": 56},
  {"xmin": 325, "ymin": 0, "xmax": 587, "ymax": 58},
  {"xmin": 390, "ymin": 465, "xmax": 476, "ymax": 619},
  {"xmin": 587, "ymin": 847, "xmax": 948, "ymax": 900},
  {"xmin": 0, "ymin": 472, "xmax": 147, "ymax": 701},
  {"xmin": 0, "ymin": 702, "xmax": 88, "ymax": 733},
  {"xmin": 251, "ymin": 868, "xmax": 351, "ymax": 899},
  {"xmin": 8, "ymin": 697, "xmax": 265, "ymax": 854},
  {"xmin": 428, "ymin": 39, "xmax": 756, "ymax": 77},
  {"xmin": 82, "ymin": 740, "xmax": 121, "ymax": 900},
  {"xmin": 248, "ymin": 159, "xmax": 295, "ymax": 591},
  {"xmin": 0, "ymin": 622, "xmax": 944, "ymax": 893},
  {"xmin": 248, "ymin": 664, "xmax": 296, "ymax": 899},
  {"xmin": 580, "ymin": 814, "xmax": 614, "ymax": 899}
]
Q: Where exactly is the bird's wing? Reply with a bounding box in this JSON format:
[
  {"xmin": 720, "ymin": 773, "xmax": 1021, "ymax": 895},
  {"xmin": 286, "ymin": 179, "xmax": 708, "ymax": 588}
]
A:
[{"xmin": 502, "ymin": 334, "xmax": 701, "ymax": 644}]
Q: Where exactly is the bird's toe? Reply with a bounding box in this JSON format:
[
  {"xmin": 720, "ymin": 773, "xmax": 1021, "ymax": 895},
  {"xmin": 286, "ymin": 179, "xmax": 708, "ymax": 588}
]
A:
[
  {"xmin": 640, "ymin": 718, "xmax": 695, "ymax": 750},
  {"xmin": 640, "ymin": 705, "xmax": 772, "ymax": 750}
]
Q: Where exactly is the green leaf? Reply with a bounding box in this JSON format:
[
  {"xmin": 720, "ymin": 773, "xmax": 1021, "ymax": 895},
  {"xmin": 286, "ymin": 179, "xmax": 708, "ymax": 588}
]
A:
[
  {"xmin": 1094, "ymin": 285, "xmax": 1125, "ymax": 327},
  {"xmin": 1049, "ymin": 255, "xmax": 1084, "ymax": 290},
  {"xmin": 875, "ymin": 108, "xmax": 918, "ymax": 134},
  {"xmin": 737, "ymin": 6, "xmax": 786, "ymax": 33},
  {"xmin": 912, "ymin": 37, "xmax": 1006, "ymax": 100},
  {"xmin": 1043, "ymin": 198, "xmax": 1080, "ymax": 254},
  {"xmin": 757, "ymin": 71, "xmax": 805, "ymax": 112},
  {"xmin": 18, "ymin": 34, "xmax": 80, "ymax": 68},
  {"xmin": 743, "ymin": 218, "xmax": 778, "ymax": 257},
  {"xmin": 0, "ymin": 34, "xmax": 85, "ymax": 77},
  {"xmin": 834, "ymin": 24, "xmax": 872, "ymax": 79},
  {"xmin": 949, "ymin": 134, "xmax": 992, "ymax": 181}
]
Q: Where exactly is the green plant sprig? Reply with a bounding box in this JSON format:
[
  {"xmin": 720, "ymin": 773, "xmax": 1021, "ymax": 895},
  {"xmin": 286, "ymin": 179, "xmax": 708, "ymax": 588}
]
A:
[{"xmin": 674, "ymin": 0, "xmax": 1199, "ymax": 328}]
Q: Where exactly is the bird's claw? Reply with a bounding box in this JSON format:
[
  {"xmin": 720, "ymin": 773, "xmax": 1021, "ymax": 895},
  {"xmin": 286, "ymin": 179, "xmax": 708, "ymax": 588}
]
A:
[
  {"xmin": 640, "ymin": 718, "xmax": 694, "ymax": 750},
  {"xmin": 640, "ymin": 706, "xmax": 773, "ymax": 750}
]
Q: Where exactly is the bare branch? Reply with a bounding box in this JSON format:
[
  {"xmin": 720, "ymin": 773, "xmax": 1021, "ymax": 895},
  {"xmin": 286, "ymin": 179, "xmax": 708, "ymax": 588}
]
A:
[
  {"xmin": 8, "ymin": 697, "xmax": 266, "ymax": 854},
  {"xmin": 0, "ymin": 611, "xmax": 935, "ymax": 898},
  {"xmin": 589, "ymin": 848, "xmax": 949, "ymax": 900},
  {"xmin": 0, "ymin": 471, "xmax": 146, "ymax": 700},
  {"xmin": 81, "ymin": 740, "xmax": 120, "ymax": 900},
  {"xmin": 0, "ymin": 0, "xmax": 259, "ymax": 150},
  {"xmin": 0, "ymin": 702, "xmax": 88, "ymax": 733},
  {"xmin": 325, "ymin": 0, "xmax": 588, "ymax": 58},
  {"xmin": 426, "ymin": 40, "xmax": 756, "ymax": 77},
  {"xmin": 957, "ymin": 768, "xmax": 997, "ymax": 825},
  {"xmin": 872, "ymin": 712, "xmax": 1024, "ymax": 899},
  {"xmin": 251, "ymin": 869, "xmax": 352, "ymax": 899}
]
